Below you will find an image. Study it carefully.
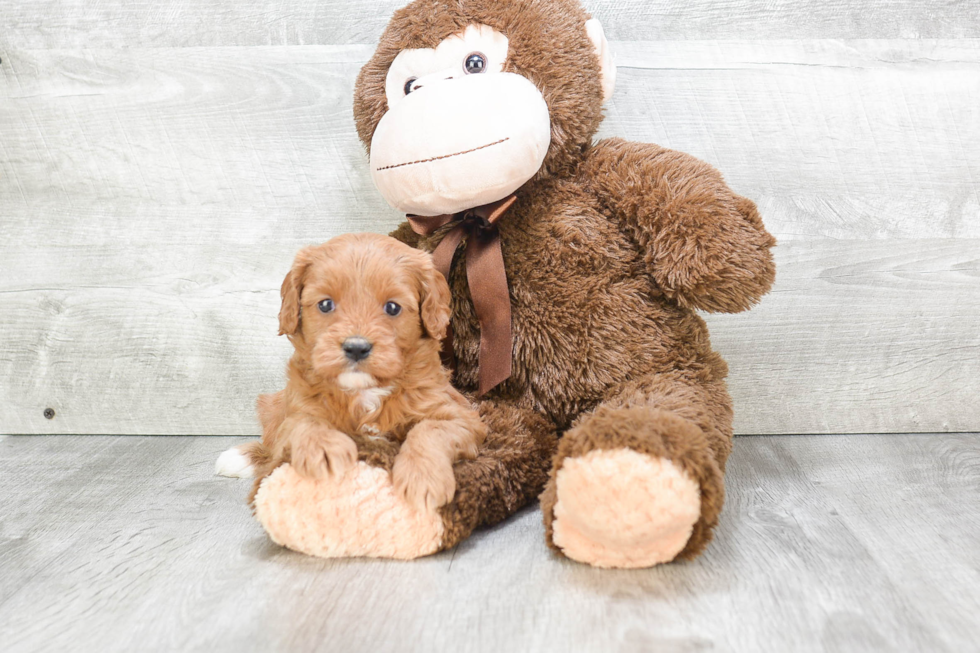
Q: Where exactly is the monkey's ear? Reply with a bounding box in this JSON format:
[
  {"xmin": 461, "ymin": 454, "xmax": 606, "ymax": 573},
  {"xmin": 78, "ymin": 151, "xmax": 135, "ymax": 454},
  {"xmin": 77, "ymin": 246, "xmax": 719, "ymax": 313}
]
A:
[
  {"xmin": 419, "ymin": 261, "xmax": 451, "ymax": 341},
  {"xmin": 278, "ymin": 248, "xmax": 314, "ymax": 337},
  {"xmin": 585, "ymin": 19, "xmax": 616, "ymax": 104}
]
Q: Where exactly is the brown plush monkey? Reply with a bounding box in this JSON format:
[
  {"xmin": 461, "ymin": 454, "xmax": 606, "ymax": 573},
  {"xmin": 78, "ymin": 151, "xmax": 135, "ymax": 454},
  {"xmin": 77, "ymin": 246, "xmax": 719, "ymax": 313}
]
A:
[{"xmin": 249, "ymin": 0, "xmax": 775, "ymax": 568}]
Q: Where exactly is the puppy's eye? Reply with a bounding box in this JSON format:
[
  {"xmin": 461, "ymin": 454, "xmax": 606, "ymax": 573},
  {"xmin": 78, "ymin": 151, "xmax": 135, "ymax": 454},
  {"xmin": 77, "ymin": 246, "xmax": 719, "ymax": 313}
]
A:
[
  {"xmin": 317, "ymin": 298, "xmax": 335, "ymax": 313},
  {"xmin": 404, "ymin": 77, "xmax": 417, "ymax": 95},
  {"xmin": 464, "ymin": 53, "xmax": 486, "ymax": 74},
  {"xmin": 384, "ymin": 301, "xmax": 402, "ymax": 317}
]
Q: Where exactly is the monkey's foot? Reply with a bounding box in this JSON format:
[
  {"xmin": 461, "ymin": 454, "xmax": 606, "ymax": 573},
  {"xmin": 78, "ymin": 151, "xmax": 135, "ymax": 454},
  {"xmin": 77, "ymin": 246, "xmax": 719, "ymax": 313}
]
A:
[
  {"xmin": 550, "ymin": 448, "xmax": 700, "ymax": 568},
  {"xmin": 253, "ymin": 462, "xmax": 444, "ymax": 560}
]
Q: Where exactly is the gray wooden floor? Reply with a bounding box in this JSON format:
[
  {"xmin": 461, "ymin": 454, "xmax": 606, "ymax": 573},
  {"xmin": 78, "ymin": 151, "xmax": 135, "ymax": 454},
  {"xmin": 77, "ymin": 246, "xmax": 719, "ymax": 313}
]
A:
[{"xmin": 1, "ymin": 434, "xmax": 978, "ymax": 652}]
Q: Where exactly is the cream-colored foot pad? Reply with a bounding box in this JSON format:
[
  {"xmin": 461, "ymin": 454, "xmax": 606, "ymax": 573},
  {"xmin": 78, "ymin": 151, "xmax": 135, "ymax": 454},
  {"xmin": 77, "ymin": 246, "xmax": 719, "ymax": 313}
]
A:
[
  {"xmin": 552, "ymin": 448, "xmax": 700, "ymax": 568},
  {"xmin": 254, "ymin": 462, "xmax": 444, "ymax": 560}
]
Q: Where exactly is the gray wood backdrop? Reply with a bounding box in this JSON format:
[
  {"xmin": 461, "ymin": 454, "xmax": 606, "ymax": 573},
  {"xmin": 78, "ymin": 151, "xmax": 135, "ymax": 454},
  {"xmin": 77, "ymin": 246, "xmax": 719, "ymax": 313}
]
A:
[{"xmin": 1, "ymin": 1, "xmax": 978, "ymax": 436}]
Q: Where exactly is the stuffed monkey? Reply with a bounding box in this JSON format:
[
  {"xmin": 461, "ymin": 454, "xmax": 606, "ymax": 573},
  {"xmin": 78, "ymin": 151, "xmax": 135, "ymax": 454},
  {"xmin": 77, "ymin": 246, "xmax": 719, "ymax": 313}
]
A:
[{"xmin": 249, "ymin": 0, "xmax": 775, "ymax": 568}]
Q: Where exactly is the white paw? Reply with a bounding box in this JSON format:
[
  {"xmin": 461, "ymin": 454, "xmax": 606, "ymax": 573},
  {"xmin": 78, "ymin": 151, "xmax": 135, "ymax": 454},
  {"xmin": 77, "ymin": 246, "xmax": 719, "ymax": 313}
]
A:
[{"xmin": 215, "ymin": 445, "xmax": 255, "ymax": 478}]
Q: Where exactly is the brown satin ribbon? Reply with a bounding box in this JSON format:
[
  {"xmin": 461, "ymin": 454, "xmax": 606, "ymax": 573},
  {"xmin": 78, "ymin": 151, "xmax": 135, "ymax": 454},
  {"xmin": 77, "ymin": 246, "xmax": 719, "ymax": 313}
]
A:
[{"xmin": 407, "ymin": 195, "xmax": 517, "ymax": 396}]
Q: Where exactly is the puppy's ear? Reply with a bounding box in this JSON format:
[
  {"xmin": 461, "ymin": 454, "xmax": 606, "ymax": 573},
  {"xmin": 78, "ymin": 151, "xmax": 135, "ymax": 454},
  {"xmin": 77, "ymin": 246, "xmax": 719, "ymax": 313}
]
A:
[
  {"xmin": 278, "ymin": 248, "xmax": 314, "ymax": 336},
  {"xmin": 419, "ymin": 259, "xmax": 451, "ymax": 340}
]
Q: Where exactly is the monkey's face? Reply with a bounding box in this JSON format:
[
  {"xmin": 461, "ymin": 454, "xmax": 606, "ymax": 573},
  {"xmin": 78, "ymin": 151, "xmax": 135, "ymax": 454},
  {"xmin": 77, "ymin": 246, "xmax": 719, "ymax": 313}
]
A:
[
  {"xmin": 369, "ymin": 25, "xmax": 551, "ymax": 216},
  {"xmin": 355, "ymin": 0, "xmax": 617, "ymax": 217}
]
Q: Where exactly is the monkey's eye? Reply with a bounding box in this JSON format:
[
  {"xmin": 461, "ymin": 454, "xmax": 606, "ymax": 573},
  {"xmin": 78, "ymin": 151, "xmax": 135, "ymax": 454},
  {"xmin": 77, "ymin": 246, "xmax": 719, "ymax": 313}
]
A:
[
  {"xmin": 404, "ymin": 77, "xmax": 417, "ymax": 95},
  {"xmin": 317, "ymin": 298, "xmax": 335, "ymax": 314},
  {"xmin": 384, "ymin": 301, "xmax": 402, "ymax": 317},
  {"xmin": 464, "ymin": 53, "xmax": 487, "ymax": 74}
]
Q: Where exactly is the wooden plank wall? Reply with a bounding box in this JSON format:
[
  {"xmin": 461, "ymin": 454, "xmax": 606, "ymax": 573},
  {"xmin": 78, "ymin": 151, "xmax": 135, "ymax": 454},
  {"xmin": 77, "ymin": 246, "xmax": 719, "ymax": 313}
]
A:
[{"xmin": 1, "ymin": 1, "xmax": 978, "ymax": 435}]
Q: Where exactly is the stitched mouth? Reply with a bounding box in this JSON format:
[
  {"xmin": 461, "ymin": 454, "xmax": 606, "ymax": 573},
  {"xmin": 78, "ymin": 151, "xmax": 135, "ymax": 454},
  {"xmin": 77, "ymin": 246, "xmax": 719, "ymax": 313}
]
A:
[{"xmin": 375, "ymin": 137, "xmax": 510, "ymax": 171}]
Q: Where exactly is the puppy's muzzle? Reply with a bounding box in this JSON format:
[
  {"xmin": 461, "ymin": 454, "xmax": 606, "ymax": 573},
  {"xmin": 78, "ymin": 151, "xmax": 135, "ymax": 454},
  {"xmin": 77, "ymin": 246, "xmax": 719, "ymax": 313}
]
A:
[{"xmin": 342, "ymin": 337, "xmax": 373, "ymax": 362}]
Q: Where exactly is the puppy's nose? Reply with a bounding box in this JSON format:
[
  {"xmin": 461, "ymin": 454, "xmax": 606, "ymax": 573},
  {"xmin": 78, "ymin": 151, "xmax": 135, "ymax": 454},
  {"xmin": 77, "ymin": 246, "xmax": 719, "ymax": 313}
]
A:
[{"xmin": 342, "ymin": 337, "xmax": 373, "ymax": 362}]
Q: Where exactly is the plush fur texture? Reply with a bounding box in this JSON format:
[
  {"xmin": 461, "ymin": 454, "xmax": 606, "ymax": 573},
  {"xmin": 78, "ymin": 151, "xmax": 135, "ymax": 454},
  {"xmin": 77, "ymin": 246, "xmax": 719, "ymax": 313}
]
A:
[
  {"xmin": 255, "ymin": 461, "xmax": 445, "ymax": 560},
  {"xmin": 551, "ymin": 448, "xmax": 701, "ymax": 568},
  {"xmin": 369, "ymin": 22, "xmax": 552, "ymax": 216},
  {"xmin": 254, "ymin": 398, "xmax": 556, "ymax": 557},
  {"xmin": 253, "ymin": 0, "xmax": 776, "ymax": 567},
  {"xmin": 353, "ymin": 0, "xmax": 605, "ymax": 181}
]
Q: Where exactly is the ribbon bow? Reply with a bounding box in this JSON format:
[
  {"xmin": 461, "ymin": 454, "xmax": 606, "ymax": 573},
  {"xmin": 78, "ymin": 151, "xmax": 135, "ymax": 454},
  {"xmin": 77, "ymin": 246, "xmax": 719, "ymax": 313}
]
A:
[{"xmin": 407, "ymin": 195, "xmax": 517, "ymax": 396}]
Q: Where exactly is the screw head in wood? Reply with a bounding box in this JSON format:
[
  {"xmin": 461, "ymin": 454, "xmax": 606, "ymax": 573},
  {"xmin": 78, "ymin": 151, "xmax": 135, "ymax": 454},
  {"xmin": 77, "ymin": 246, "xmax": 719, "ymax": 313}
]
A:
[{"xmin": 43, "ymin": 408, "xmax": 55, "ymax": 419}]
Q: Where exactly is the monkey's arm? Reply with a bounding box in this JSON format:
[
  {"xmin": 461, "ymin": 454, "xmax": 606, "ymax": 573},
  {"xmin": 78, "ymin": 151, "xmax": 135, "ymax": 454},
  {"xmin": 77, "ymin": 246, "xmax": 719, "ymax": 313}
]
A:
[{"xmin": 585, "ymin": 138, "xmax": 776, "ymax": 313}]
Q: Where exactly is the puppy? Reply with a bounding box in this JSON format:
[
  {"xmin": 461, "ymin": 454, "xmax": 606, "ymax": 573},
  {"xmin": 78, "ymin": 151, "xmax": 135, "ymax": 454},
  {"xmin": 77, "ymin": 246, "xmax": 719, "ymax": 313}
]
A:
[{"xmin": 216, "ymin": 233, "xmax": 486, "ymax": 512}]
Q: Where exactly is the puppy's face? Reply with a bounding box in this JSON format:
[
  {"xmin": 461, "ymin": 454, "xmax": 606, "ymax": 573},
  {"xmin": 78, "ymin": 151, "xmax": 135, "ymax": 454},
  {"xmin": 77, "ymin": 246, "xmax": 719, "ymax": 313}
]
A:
[{"xmin": 278, "ymin": 233, "xmax": 450, "ymax": 391}]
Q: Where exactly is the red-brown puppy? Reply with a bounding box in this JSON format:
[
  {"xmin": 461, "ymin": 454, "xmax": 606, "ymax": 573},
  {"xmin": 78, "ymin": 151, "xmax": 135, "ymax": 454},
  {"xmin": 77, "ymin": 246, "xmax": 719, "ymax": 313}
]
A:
[{"xmin": 217, "ymin": 233, "xmax": 486, "ymax": 512}]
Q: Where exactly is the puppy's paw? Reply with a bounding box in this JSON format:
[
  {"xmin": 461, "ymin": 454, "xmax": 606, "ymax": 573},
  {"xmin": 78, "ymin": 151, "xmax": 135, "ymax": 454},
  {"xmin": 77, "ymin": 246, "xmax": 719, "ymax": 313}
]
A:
[
  {"xmin": 392, "ymin": 448, "xmax": 456, "ymax": 513},
  {"xmin": 215, "ymin": 445, "xmax": 255, "ymax": 478},
  {"xmin": 291, "ymin": 430, "xmax": 357, "ymax": 481},
  {"xmin": 455, "ymin": 436, "xmax": 480, "ymax": 460}
]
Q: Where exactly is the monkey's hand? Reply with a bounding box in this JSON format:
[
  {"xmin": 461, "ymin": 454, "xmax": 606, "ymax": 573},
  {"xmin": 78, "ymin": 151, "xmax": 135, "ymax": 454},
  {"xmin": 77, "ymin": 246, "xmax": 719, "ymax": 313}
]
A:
[{"xmin": 585, "ymin": 138, "xmax": 776, "ymax": 313}]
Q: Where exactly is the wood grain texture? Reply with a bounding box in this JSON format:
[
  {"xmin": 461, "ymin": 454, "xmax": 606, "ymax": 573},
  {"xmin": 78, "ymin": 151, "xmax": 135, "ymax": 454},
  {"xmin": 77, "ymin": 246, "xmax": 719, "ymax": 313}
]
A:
[
  {"xmin": 599, "ymin": 39, "xmax": 980, "ymax": 240},
  {"xmin": 2, "ymin": 237, "xmax": 977, "ymax": 435},
  {"xmin": 2, "ymin": 433, "xmax": 979, "ymax": 652},
  {"xmin": 1, "ymin": 33, "xmax": 979, "ymax": 433},
  {"xmin": 710, "ymin": 238, "xmax": 980, "ymax": 435},
  {"xmin": 2, "ymin": 41, "xmax": 978, "ymax": 238},
  {"xmin": 1, "ymin": 0, "xmax": 978, "ymax": 50},
  {"xmin": 0, "ymin": 45, "xmax": 381, "ymax": 214}
]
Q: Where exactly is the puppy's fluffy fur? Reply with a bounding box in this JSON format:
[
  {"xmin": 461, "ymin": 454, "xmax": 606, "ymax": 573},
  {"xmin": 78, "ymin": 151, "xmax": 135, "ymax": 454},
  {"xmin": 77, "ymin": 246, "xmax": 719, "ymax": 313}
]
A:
[{"xmin": 223, "ymin": 233, "xmax": 486, "ymax": 512}]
